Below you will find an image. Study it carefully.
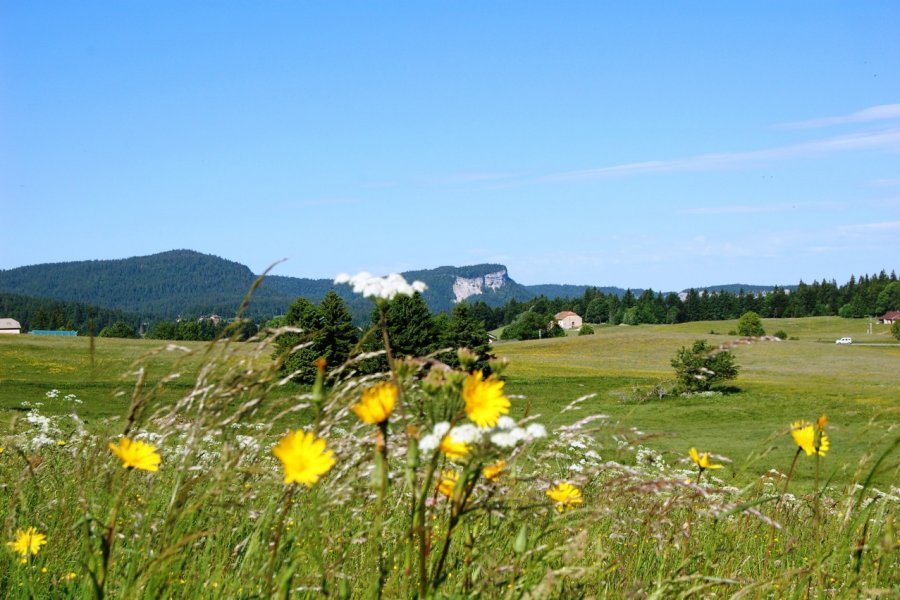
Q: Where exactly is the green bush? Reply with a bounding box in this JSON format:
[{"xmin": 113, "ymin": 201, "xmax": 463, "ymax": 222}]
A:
[
  {"xmin": 774, "ymin": 330, "xmax": 788, "ymax": 340},
  {"xmin": 671, "ymin": 339, "xmax": 739, "ymax": 393},
  {"xmin": 891, "ymin": 320, "xmax": 900, "ymax": 341},
  {"xmin": 578, "ymin": 324, "xmax": 595, "ymax": 336},
  {"xmin": 737, "ymin": 311, "xmax": 766, "ymax": 337},
  {"xmin": 98, "ymin": 320, "xmax": 136, "ymax": 338}
]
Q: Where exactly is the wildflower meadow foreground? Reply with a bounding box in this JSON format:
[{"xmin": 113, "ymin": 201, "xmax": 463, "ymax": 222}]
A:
[{"xmin": 1, "ymin": 275, "xmax": 898, "ymax": 599}]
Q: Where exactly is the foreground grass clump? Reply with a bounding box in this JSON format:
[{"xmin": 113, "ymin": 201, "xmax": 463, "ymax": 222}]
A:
[{"xmin": 1, "ymin": 294, "xmax": 898, "ymax": 598}]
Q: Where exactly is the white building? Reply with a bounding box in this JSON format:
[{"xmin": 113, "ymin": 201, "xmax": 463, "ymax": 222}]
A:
[
  {"xmin": 0, "ymin": 318, "xmax": 22, "ymax": 334},
  {"xmin": 554, "ymin": 311, "xmax": 583, "ymax": 330}
]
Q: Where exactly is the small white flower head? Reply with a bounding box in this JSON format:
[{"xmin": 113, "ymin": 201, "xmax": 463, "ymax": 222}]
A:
[
  {"xmin": 334, "ymin": 272, "xmax": 428, "ymax": 301},
  {"xmin": 525, "ymin": 423, "xmax": 547, "ymax": 440},
  {"xmin": 490, "ymin": 431, "xmax": 516, "ymax": 448},
  {"xmin": 496, "ymin": 416, "xmax": 517, "ymax": 430},
  {"xmin": 448, "ymin": 423, "xmax": 483, "ymax": 445},
  {"xmin": 418, "ymin": 422, "xmax": 452, "ymax": 455}
]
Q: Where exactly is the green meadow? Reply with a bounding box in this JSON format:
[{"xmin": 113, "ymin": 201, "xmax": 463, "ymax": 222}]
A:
[
  {"xmin": 0, "ymin": 317, "xmax": 897, "ymax": 598},
  {"xmin": 496, "ymin": 317, "xmax": 900, "ymax": 489},
  {"xmin": 1, "ymin": 316, "xmax": 898, "ymax": 485}
]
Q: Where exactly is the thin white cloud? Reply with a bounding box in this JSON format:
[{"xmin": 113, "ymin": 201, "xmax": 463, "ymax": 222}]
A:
[
  {"xmin": 869, "ymin": 177, "xmax": 900, "ymax": 187},
  {"xmin": 836, "ymin": 221, "xmax": 900, "ymax": 235},
  {"xmin": 776, "ymin": 103, "xmax": 900, "ymax": 130},
  {"xmin": 272, "ymin": 197, "xmax": 362, "ymax": 210},
  {"xmin": 679, "ymin": 201, "xmax": 845, "ymax": 216},
  {"xmin": 535, "ymin": 127, "xmax": 900, "ymax": 183},
  {"xmin": 416, "ymin": 171, "xmax": 521, "ymax": 186}
]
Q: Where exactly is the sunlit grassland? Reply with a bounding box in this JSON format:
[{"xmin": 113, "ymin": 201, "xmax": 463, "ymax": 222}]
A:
[
  {"xmin": 0, "ymin": 317, "xmax": 897, "ymax": 598},
  {"xmin": 0, "ymin": 335, "xmax": 285, "ymax": 430},
  {"xmin": 495, "ymin": 317, "xmax": 900, "ymax": 489}
]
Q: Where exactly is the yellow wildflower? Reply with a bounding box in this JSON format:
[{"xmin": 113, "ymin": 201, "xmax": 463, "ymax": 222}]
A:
[
  {"xmin": 351, "ymin": 382, "xmax": 398, "ymax": 425},
  {"xmin": 437, "ymin": 469, "xmax": 459, "ymax": 498},
  {"xmin": 7, "ymin": 527, "xmax": 47, "ymax": 559},
  {"xmin": 109, "ymin": 438, "xmax": 161, "ymax": 472},
  {"xmin": 546, "ymin": 482, "xmax": 583, "ymax": 512},
  {"xmin": 439, "ymin": 436, "xmax": 470, "ymax": 461},
  {"xmin": 689, "ymin": 447, "xmax": 724, "ymax": 470},
  {"xmin": 272, "ymin": 430, "xmax": 335, "ymax": 486},
  {"xmin": 482, "ymin": 459, "xmax": 506, "ymax": 481},
  {"xmin": 791, "ymin": 421, "xmax": 828, "ymax": 457},
  {"xmin": 462, "ymin": 371, "xmax": 510, "ymax": 428}
]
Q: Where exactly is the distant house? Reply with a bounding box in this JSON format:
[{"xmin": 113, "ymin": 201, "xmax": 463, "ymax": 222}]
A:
[
  {"xmin": 554, "ymin": 311, "xmax": 583, "ymax": 330},
  {"xmin": 879, "ymin": 310, "xmax": 900, "ymax": 324},
  {"xmin": 0, "ymin": 318, "xmax": 22, "ymax": 334}
]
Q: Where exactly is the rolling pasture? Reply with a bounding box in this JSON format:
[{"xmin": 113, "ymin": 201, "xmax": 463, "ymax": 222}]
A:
[
  {"xmin": 0, "ymin": 317, "xmax": 897, "ymax": 598},
  {"xmin": 495, "ymin": 317, "xmax": 900, "ymax": 488}
]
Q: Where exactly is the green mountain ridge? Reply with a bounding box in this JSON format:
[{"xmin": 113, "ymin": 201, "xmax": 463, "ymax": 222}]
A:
[
  {"xmin": 0, "ymin": 250, "xmax": 797, "ymax": 324},
  {"xmin": 0, "ymin": 251, "xmax": 542, "ymax": 322}
]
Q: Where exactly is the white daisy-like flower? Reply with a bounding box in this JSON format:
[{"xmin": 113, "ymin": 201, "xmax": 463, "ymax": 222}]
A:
[
  {"xmin": 448, "ymin": 423, "xmax": 483, "ymax": 445},
  {"xmin": 496, "ymin": 416, "xmax": 517, "ymax": 430},
  {"xmin": 525, "ymin": 424, "xmax": 547, "ymax": 440}
]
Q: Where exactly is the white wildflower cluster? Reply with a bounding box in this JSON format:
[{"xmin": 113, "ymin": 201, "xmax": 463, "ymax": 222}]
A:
[
  {"xmin": 133, "ymin": 430, "xmax": 164, "ymax": 445},
  {"xmin": 235, "ymin": 435, "xmax": 261, "ymax": 454},
  {"xmin": 26, "ymin": 410, "xmax": 53, "ymax": 433},
  {"xmin": 19, "ymin": 402, "xmax": 65, "ymax": 450},
  {"xmin": 490, "ymin": 417, "xmax": 546, "ymax": 448},
  {"xmin": 417, "ymin": 417, "xmax": 547, "ymax": 455},
  {"xmin": 63, "ymin": 393, "xmax": 83, "ymax": 404},
  {"xmin": 568, "ymin": 447, "xmax": 604, "ymax": 474},
  {"xmin": 334, "ymin": 272, "xmax": 427, "ymax": 301},
  {"xmin": 46, "ymin": 389, "xmax": 60, "ymax": 399}
]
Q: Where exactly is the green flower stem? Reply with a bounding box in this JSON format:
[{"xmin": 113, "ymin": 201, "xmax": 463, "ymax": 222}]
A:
[
  {"xmin": 416, "ymin": 453, "xmax": 441, "ymax": 597},
  {"xmin": 265, "ymin": 484, "xmax": 296, "ymax": 595},
  {"xmin": 369, "ymin": 422, "xmax": 390, "ymax": 599},
  {"xmin": 430, "ymin": 467, "xmax": 478, "ymax": 591},
  {"xmin": 89, "ymin": 472, "xmax": 130, "ymax": 600}
]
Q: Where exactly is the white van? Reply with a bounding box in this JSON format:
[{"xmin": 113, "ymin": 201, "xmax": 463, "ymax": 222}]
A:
[{"xmin": 835, "ymin": 337, "xmax": 852, "ymax": 344}]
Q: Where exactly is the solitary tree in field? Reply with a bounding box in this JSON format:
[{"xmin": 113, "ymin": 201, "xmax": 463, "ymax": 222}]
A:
[
  {"xmin": 671, "ymin": 340, "xmax": 739, "ymax": 393},
  {"xmin": 737, "ymin": 311, "xmax": 765, "ymax": 337}
]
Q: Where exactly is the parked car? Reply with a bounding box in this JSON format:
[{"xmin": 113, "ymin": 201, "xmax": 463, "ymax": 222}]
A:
[{"xmin": 835, "ymin": 337, "xmax": 853, "ymax": 344}]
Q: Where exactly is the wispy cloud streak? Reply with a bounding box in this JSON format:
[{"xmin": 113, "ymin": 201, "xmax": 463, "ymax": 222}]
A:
[
  {"xmin": 776, "ymin": 103, "xmax": 900, "ymax": 130},
  {"xmin": 678, "ymin": 201, "xmax": 845, "ymax": 216},
  {"xmin": 535, "ymin": 127, "xmax": 900, "ymax": 183}
]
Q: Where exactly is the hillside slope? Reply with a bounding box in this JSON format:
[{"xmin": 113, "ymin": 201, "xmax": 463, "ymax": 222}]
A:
[{"xmin": 0, "ymin": 251, "xmax": 564, "ymax": 321}]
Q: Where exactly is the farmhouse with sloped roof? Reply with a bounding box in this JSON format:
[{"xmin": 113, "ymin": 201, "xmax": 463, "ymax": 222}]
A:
[
  {"xmin": 554, "ymin": 311, "xmax": 583, "ymax": 330},
  {"xmin": 878, "ymin": 310, "xmax": 900, "ymax": 324},
  {"xmin": 0, "ymin": 318, "xmax": 22, "ymax": 334}
]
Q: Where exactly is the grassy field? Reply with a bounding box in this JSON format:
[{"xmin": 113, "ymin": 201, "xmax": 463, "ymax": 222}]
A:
[
  {"xmin": 493, "ymin": 317, "xmax": 900, "ymax": 489},
  {"xmin": 2, "ymin": 317, "xmax": 898, "ymax": 488},
  {"xmin": 0, "ymin": 318, "xmax": 897, "ymax": 598}
]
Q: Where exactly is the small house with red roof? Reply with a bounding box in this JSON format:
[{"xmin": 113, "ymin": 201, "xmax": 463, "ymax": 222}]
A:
[
  {"xmin": 554, "ymin": 311, "xmax": 583, "ymax": 330},
  {"xmin": 878, "ymin": 310, "xmax": 900, "ymax": 324}
]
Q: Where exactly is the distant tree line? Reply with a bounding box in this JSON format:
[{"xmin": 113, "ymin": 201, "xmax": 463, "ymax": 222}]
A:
[
  {"xmin": 462, "ymin": 271, "xmax": 900, "ymax": 333},
  {"xmin": 0, "ymin": 293, "xmax": 146, "ymax": 334},
  {"xmin": 145, "ymin": 317, "xmax": 259, "ymax": 341}
]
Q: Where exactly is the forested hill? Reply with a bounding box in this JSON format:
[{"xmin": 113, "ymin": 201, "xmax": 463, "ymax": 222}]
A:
[
  {"xmin": 0, "ymin": 251, "xmax": 551, "ymax": 321},
  {"xmin": 0, "ymin": 250, "xmax": 296, "ymax": 318}
]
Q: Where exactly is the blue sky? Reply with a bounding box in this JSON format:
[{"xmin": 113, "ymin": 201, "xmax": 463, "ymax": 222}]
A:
[{"xmin": 2, "ymin": 2, "xmax": 898, "ymax": 290}]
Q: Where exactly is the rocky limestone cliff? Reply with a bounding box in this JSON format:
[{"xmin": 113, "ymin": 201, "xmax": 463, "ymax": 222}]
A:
[{"xmin": 452, "ymin": 269, "xmax": 507, "ymax": 303}]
